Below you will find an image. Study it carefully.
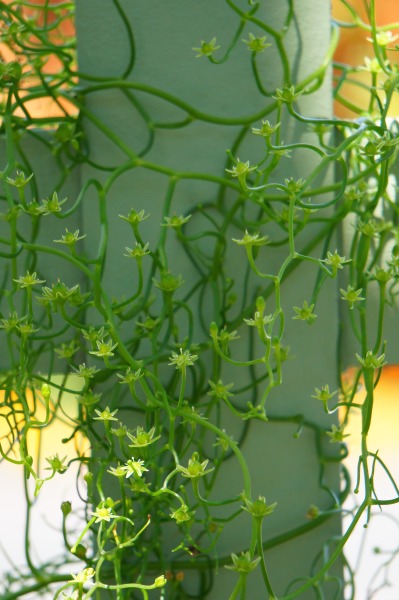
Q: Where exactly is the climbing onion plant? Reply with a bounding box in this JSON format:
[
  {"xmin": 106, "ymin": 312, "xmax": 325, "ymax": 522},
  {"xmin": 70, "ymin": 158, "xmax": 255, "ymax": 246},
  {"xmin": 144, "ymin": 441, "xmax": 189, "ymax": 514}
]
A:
[{"xmin": 0, "ymin": 0, "xmax": 399, "ymax": 598}]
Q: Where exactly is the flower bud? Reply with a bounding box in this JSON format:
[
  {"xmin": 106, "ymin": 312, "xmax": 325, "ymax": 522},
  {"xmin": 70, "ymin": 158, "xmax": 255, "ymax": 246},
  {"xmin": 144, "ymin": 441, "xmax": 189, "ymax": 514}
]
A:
[
  {"xmin": 41, "ymin": 383, "xmax": 51, "ymax": 400},
  {"xmin": 209, "ymin": 322, "xmax": 218, "ymax": 338},
  {"xmin": 74, "ymin": 544, "xmax": 87, "ymax": 559},
  {"xmin": 61, "ymin": 501, "xmax": 72, "ymax": 516},
  {"xmin": 255, "ymin": 296, "xmax": 265, "ymax": 313},
  {"xmin": 84, "ymin": 472, "xmax": 93, "ymax": 484},
  {"xmin": 154, "ymin": 575, "xmax": 167, "ymax": 588}
]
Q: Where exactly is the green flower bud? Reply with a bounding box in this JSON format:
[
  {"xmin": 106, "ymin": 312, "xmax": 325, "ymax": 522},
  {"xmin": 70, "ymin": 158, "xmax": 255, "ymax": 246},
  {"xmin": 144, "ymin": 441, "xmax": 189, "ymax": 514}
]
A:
[
  {"xmin": 61, "ymin": 501, "xmax": 72, "ymax": 516},
  {"xmin": 225, "ymin": 551, "xmax": 261, "ymax": 573},
  {"xmin": 41, "ymin": 383, "xmax": 51, "ymax": 400}
]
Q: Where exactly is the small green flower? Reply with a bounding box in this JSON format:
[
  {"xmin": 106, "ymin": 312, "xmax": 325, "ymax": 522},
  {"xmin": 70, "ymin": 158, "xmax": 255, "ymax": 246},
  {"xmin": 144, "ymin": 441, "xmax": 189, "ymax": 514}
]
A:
[
  {"xmin": 41, "ymin": 282, "xmax": 79, "ymax": 309},
  {"xmin": 93, "ymin": 406, "xmax": 119, "ymax": 421},
  {"xmin": 357, "ymin": 218, "xmax": 389, "ymax": 238},
  {"xmin": 215, "ymin": 327, "xmax": 240, "ymax": 344},
  {"xmin": 162, "ymin": 214, "xmax": 192, "ymax": 228},
  {"xmin": 242, "ymin": 494, "xmax": 277, "ymax": 519},
  {"xmin": 0, "ymin": 22, "xmax": 26, "ymax": 44},
  {"xmin": 53, "ymin": 122, "xmax": 81, "ymax": 151},
  {"xmin": 359, "ymin": 136, "xmax": 385, "ymax": 159},
  {"xmin": 309, "ymin": 122, "xmax": 333, "ymax": 138},
  {"xmin": 170, "ymin": 504, "xmax": 194, "ymax": 524},
  {"xmin": 136, "ymin": 317, "xmax": 160, "ymax": 331},
  {"xmin": 311, "ymin": 384, "xmax": 337, "ymax": 404},
  {"xmin": 208, "ymin": 379, "xmax": 234, "ymax": 401},
  {"xmin": 372, "ymin": 267, "xmax": 392, "ymax": 283},
  {"xmin": 82, "ymin": 326, "xmax": 106, "ymax": 343},
  {"xmin": 177, "ymin": 452, "xmax": 213, "ymax": 479},
  {"xmin": 45, "ymin": 453, "xmax": 67, "ymax": 474},
  {"xmin": 127, "ymin": 426, "xmax": 160, "ymax": 448},
  {"xmin": 225, "ymin": 551, "xmax": 261, "ymax": 573},
  {"xmin": 0, "ymin": 312, "xmax": 25, "ymax": 332},
  {"xmin": 292, "ymin": 301, "xmax": 317, "ymax": 324},
  {"xmin": 40, "ymin": 192, "xmax": 67, "ymax": 215},
  {"xmin": 124, "ymin": 242, "xmax": 150, "ymax": 258},
  {"xmin": 111, "ymin": 423, "xmax": 130, "ymax": 438},
  {"xmin": 74, "ymin": 363, "xmax": 100, "ymax": 379},
  {"xmin": 0, "ymin": 205, "xmax": 20, "ymax": 222},
  {"xmin": 193, "ymin": 37, "xmax": 220, "ymax": 58},
  {"xmin": 340, "ymin": 285, "xmax": 364, "ymax": 309},
  {"xmin": 89, "ymin": 338, "xmax": 118, "ymax": 358},
  {"xmin": 344, "ymin": 185, "xmax": 367, "ymax": 204},
  {"xmin": 322, "ymin": 250, "xmax": 351, "ymax": 277},
  {"xmin": 252, "ymin": 120, "xmax": 280, "ymax": 137},
  {"xmin": 326, "ymin": 424, "xmax": 350, "ymax": 444},
  {"xmin": 55, "ymin": 340, "xmax": 80, "ymax": 359},
  {"xmin": 278, "ymin": 206, "xmax": 300, "ymax": 224},
  {"xmin": 107, "ymin": 465, "xmax": 127, "ymax": 478},
  {"xmin": 122, "ymin": 457, "xmax": 149, "ymax": 478},
  {"xmin": 226, "ymin": 158, "xmax": 256, "ymax": 189},
  {"xmin": 77, "ymin": 391, "xmax": 102, "ymax": 407},
  {"xmin": 242, "ymin": 32, "xmax": 271, "ymax": 52},
  {"xmin": 53, "ymin": 229, "xmax": 86, "ymax": 246},
  {"xmin": 274, "ymin": 342, "xmax": 290, "ymax": 363},
  {"xmin": 213, "ymin": 429, "xmax": 234, "ymax": 451},
  {"xmin": 232, "ymin": 230, "xmax": 269, "ymax": 247},
  {"xmin": 360, "ymin": 56, "xmax": 387, "ymax": 73},
  {"xmin": 270, "ymin": 145, "xmax": 292, "ymax": 158},
  {"xmin": 6, "ymin": 170, "xmax": 33, "ymax": 188},
  {"xmin": 226, "ymin": 157, "xmax": 256, "ymax": 178},
  {"xmin": 241, "ymin": 402, "xmax": 269, "ymax": 423},
  {"xmin": 367, "ymin": 31, "xmax": 399, "ymax": 46},
  {"xmin": 68, "ymin": 288, "xmax": 89, "ymax": 308},
  {"xmin": 0, "ymin": 60, "xmax": 22, "ymax": 83},
  {"xmin": 356, "ymin": 350, "xmax": 386, "ymax": 371},
  {"xmin": 16, "ymin": 322, "xmax": 38, "ymax": 336},
  {"xmin": 129, "ymin": 478, "xmax": 151, "ymax": 493},
  {"xmin": 284, "ymin": 177, "xmax": 305, "ymax": 197},
  {"xmin": 169, "ymin": 348, "xmax": 198, "ymax": 370},
  {"xmin": 92, "ymin": 505, "xmax": 117, "ymax": 523},
  {"xmin": 377, "ymin": 131, "xmax": 399, "ymax": 151},
  {"xmin": 244, "ymin": 311, "xmax": 273, "ymax": 327},
  {"xmin": 69, "ymin": 567, "xmax": 95, "ymax": 583},
  {"xmin": 153, "ymin": 272, "xmax": 184, "ymax": 293},
  {"xmin": 117, "ymin": 367, "xmax": 143, "ymax": 384},
  {"xmin": 274, "ymin": 85, "xmax": 303, "ymax": 104},
  {"xmin": 119, "ymin": 208, "xmax": 149, "ymax": 225},
  {"xmin": 14, "ymin": 271, "xmax": 45, "ymax": 288}
]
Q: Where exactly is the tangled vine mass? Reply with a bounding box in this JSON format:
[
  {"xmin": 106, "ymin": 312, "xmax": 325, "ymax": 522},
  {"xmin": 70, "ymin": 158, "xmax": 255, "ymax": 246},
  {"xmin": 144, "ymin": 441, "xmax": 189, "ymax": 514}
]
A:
[{"xmin": 1, "ymin": 1, "xmax": 399, "ymax": 599}]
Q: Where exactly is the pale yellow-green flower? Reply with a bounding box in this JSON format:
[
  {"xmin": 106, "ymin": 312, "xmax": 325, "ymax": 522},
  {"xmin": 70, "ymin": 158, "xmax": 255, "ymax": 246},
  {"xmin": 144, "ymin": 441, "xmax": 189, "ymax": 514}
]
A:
[
  {"xmin": 69, "ymin": 567, "xmax": 95, "ymax": 583},
  {"xmin": 92, "ymin": 506, "xmax": 117, "ymax": 523},
  {"xmin": 122, "ymin": 458, "xmax": 149, "ymax": 478}
]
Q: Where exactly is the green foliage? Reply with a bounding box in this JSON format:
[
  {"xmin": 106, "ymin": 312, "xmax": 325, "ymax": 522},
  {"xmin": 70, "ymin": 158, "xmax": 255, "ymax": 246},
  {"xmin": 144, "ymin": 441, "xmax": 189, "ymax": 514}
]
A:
[{"xmin": 1, "ymin": 1, "xmax": 399, "ymax": 599}]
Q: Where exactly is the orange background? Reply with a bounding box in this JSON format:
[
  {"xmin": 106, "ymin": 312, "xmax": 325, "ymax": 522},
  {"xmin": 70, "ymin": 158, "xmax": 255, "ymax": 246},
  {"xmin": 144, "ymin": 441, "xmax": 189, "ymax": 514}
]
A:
[{"xmin": 332, "ymin": 0, "xmax": 399, "ymax": 116}]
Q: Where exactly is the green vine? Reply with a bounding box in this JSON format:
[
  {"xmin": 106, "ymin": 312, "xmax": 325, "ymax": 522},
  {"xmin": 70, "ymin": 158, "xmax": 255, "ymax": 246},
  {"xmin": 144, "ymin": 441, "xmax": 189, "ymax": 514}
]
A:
[{"xmin": 1, "ymin": 0, "xmax": 399, "ymax": 598}]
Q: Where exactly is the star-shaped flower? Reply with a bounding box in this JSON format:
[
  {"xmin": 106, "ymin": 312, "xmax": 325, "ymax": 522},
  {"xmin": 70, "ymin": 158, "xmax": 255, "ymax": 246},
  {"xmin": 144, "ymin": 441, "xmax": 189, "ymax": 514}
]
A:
[
  {"xmin": 192, "ymin": 37, "xmax": 220, "ymax": 58},
  {"xmin": 93, "ymin": 406, "xmax": 119, "ymax": 421}
]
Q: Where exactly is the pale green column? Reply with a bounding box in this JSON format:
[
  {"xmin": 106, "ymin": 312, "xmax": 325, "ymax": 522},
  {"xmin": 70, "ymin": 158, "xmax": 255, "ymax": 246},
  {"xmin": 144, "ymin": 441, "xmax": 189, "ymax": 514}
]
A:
[{"xmin": 75, "ymin": 1, "xmax": 342, "ymax": 598}]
